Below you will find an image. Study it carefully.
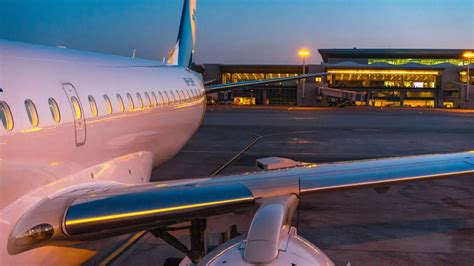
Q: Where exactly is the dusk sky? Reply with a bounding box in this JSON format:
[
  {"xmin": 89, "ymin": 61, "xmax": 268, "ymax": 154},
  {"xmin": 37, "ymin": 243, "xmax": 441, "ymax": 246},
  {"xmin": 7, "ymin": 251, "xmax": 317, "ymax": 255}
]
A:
[{"xmin": 0, "ymin": 0, "xmax": 473, "ymax": 64}]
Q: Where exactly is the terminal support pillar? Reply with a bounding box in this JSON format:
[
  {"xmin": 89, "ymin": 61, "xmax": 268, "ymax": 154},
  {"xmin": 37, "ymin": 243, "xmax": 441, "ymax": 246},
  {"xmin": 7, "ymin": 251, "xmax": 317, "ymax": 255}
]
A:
[
  {"xmin": 399, "ymin": 91, "xmax": 406, "ymax": 107},
  {"xmin": 262, "ymin": 89, "xmax": 268, "ymax": 105},
  {"xmin": 467, "ymin": 63, "xmax": 470, "ymax": 102},
  {"xmin": 436, "ymin": 90, "xmax": 443, "ymax": 108}
]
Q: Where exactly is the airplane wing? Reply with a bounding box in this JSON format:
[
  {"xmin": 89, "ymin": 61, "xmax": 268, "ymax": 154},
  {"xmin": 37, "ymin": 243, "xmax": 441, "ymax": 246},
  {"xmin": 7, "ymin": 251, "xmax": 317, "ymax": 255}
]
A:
[
  {"xmin": 205, "ymin": 72, "xmax": 327, "ymax": 93},
  {"xmin": 8, "ymin": 151, "xmax": 474, "ymax": 255}
]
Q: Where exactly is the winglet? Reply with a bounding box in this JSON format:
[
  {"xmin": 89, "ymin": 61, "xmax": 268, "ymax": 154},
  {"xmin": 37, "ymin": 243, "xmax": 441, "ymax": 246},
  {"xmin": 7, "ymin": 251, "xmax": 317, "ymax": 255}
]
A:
[{"xmin": 167, "ymin": 0, "xmax": 196, "ymax": 68}]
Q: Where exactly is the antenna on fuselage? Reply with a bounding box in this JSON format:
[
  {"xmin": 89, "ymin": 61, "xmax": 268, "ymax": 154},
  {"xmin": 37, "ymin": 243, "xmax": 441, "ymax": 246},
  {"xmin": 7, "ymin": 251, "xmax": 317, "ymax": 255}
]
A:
[{"xmin": 132, "ymin": 48, "xmax": 136, "ymax": 59}]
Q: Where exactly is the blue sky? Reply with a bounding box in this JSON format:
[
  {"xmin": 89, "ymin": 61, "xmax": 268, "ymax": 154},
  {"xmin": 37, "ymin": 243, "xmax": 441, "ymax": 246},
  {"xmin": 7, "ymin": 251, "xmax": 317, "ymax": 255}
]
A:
[{"xmin": 0, "ymin": 0, "xmax": 473, "ymax": 64}]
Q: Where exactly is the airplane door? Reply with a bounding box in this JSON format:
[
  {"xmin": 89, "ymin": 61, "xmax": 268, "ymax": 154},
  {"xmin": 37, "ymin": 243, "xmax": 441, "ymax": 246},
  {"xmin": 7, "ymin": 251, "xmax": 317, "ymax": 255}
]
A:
[{"xmin": 62, "ymin": 83, "xmax": 87, "ymax": 146}]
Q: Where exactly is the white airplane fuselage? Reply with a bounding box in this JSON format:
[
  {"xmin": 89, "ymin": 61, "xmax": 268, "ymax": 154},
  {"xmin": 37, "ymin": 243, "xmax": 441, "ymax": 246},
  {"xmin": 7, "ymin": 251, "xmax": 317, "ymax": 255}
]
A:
[{"xmin": 0, "ymin": 40, "xmax": 206, "ymax": 264}]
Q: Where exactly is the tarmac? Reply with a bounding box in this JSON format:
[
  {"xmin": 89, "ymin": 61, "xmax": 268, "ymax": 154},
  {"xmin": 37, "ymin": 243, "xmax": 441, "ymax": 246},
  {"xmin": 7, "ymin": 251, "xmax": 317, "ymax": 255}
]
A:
[{"xmin": 93, "ymin": 106, "xmax": 474, "ymax": 265}]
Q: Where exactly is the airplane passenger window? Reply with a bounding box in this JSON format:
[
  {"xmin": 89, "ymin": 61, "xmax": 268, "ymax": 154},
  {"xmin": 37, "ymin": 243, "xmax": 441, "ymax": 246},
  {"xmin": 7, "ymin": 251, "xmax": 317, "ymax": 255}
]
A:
[
  {"xmin": 126, "ymin": 93, "xmax": 135, "ymax": 111},
  {"xmin": 144, "ymin": 92, "xmax": 151, "ymax": 108},
  {"xmin": 175, "ymin": 90, "xmax": 181, "ymax": 103},
  {"xmin": 136, "ymin": 93, "xmax": 144, "ymax": 109},
  {"xmin": 186, "ymin": 89, "xmax": 191, "ymax": 100},
  {"xmin": 48, "ymin": 98, "xmax": 61, "ymax": 123},
  {"xmin": 150, "ymin": 92, "xmax": 158, "ymax": 108},
  {"xmin": 116, "ymin": 94, "xmax": 125, "ymax": 112},
  {"xmin": 163, "ymin": 91, "xmax": 170, "ymax": 106},
  {"xmin": 190, "ymin": 89, "xmax": 196, "ymax": 98},
  {"xmin": 180, "ymin": 90, "xmax": 186, "ymax": 102},
  {"xmin": 70, "ymin": 96, "xmax": 82, "ymax": 120},
  {"xmin": 104, "ymin": 94, "xmax": 113, "ymax": 114},
  {"xmin": 25, "ymin": 99, "xmax": 39, "ymax": 127},
  {"xmin": 170, "ymin": 91, "xmax": 176, "ymax": 105},
  {"xmin": 158, "ymin": 91, "xmax": 165, "ymax": 106},
  {"xmin": 0, "ymin": 101, "xmax": 14, "ymax": 131},
  {"xmin": 88, "ymin": 95, "xmax": 98, "ymax": 117}
]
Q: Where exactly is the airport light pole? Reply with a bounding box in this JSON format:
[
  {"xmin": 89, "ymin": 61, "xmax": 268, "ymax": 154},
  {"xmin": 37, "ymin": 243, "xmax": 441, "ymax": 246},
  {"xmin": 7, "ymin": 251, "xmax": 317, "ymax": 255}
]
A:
[
  {"xmin": 298, "ymin": 49, "xmax": 311, "ymax": 99},
  {"xmin": 464, "ymin": 51, "xmax": 474, "ymax": 101}
]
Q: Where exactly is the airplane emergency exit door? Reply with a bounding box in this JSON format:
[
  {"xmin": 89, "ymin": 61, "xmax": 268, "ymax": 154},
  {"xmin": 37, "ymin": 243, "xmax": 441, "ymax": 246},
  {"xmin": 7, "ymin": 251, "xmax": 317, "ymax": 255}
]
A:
[{"xmin": 62, "ymin": 83, "xmax": 87, "ymax": 146}]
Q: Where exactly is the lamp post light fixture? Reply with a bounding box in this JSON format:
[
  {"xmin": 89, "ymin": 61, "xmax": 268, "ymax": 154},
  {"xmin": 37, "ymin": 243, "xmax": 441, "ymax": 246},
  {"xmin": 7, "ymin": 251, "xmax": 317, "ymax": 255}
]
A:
[
  {"xmin": 298, "ymin": 49, "xmax": 311, "ymax": 99},
  {"xmin": 463, "ymin": 51, "xmax": 474, "ymax": 101}
]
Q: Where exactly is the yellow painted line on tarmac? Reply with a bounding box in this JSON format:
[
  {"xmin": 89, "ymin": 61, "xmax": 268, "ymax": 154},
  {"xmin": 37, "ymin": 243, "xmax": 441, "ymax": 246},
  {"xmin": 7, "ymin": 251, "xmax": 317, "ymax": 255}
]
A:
[
  {"xmin": 99, "ymin": 231, "xmax": 146, "ymax": 266},
  {"xmin": 210, "ymin": 135, "xmax": 262, "ymax": 176}
]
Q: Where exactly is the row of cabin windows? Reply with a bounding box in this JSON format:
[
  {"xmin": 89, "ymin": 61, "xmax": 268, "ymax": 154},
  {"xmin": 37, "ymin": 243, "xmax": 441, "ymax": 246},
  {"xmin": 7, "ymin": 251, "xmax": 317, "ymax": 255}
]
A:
[{"xmin": 0, "ymin": 88, "xmax": 203, "ymax": 131}]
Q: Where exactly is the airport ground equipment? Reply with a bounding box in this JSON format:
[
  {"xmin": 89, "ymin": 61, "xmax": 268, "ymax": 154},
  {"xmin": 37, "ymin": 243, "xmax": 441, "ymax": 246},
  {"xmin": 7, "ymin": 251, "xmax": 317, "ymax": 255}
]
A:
[{"xmin": 318, "ymin": 87, "xmax": 368, "ymax": 107}]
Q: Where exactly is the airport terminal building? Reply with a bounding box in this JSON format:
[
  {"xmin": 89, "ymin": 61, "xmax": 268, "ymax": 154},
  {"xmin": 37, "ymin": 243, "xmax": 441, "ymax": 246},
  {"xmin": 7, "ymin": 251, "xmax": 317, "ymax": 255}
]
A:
[{"xmin": 198, "ymin": 49, "xmax": 474, "ymax": 108}]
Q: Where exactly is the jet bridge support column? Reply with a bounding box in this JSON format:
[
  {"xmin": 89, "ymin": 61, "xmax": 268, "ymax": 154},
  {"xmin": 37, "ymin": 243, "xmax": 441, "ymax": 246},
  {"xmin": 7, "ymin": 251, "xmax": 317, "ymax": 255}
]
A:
[
  {"xmin": 189, "ymin": 218, "xmax": 207, "ymax": 263},
  {"xmin": 150, "ymin": 218, "xmax": 208, "ymax": 264}
]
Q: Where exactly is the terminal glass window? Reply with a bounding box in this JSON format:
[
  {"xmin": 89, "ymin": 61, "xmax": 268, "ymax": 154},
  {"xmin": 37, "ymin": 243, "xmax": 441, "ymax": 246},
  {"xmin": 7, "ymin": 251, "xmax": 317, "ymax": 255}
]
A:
[
  {"xmin": 368, "ymin": 58, "xmax": 466, "ymax": 66},
  {"xmin": 222, "ymin": 72, "xmax": 299, "ymax": 87},
  {"xmin": 460, "ymin": 71, "xmax": 474, "ymax": 85},
  {"xmin": 267, "ymin": 88, "xmax": 297, "ymax": 105},
  {"xmin": 327, "ymin": 69, "xmax": 441, "ymax": 89}
]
